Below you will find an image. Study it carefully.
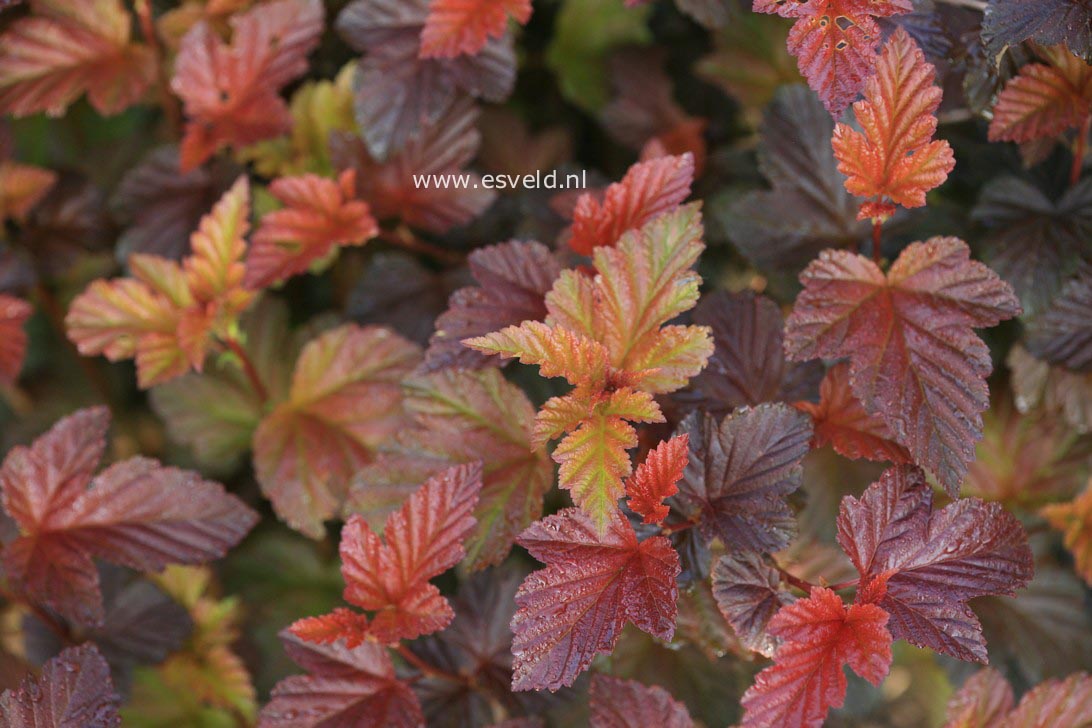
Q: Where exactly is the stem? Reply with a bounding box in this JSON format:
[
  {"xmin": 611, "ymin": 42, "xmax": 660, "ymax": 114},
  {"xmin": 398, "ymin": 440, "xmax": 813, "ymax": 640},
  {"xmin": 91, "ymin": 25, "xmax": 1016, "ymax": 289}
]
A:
[
  {"xmin": 934, "ymin": 0, "xmax": 985, "ymax": 9},
  {"xmin": 659, "ymin": 517, "xmax": 699, "ymax": 536},
  {"xmin": 222, "ymin": 337, "xmax": 268, "ymax": 405},
  {"xmin": 871, "ymin": 219, "xmax": 884, "ymax": 266},
  {"xmin": 134, "ymin": 0, "xmax": 182, "ymax": 136},
  {"xmin": 394, "ymin": 644, "xmax": 470, "ymax": 686},
  {"xmin": 828, "ymin": 578, "xmax": 860, "ymax": 591},
  {"xmin": 1071, "ymin": 114, "xmax": 1091, "ymax": 187},
  {"xmin": 379, "ymin": 226, "xmax": 465, "ymax": 266},
  {"xmin": 774, "ymin": 563, "xmax": 816, "ymax": 595}
]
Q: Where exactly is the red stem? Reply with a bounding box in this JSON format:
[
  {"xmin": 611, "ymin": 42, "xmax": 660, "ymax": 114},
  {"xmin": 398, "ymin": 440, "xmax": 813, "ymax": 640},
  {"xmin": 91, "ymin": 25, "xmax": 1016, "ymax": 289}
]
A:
[
  {"xmin": 378, "ymin": 226, "xmax": 465, "ymax": 266},
  {"xmin": 394, "ymin": 644, "xmax": 471, "ymax": 686},
  {"xmin": 871, "ymin": 218, "xmax": 884, "ymax": 266},
  {"xmin": 134, "ymin": 0, "xmax": 182, "ymax": 137},
  {"xmin": 658, "ymin": 517, "xmax": 699, "ymax": 536},
  {"xmin": 828, "ymin": 578, "xmax": 860, "ymax": 591},
  {"xmin": 222, "ymin": 337, "xmax": 269, "ymax": 405},
  {"xmin": 774, "ymin": 563, "xmax": 816, "ymax": 595},
  {"xmin": 1071, "ymin": 114, "xmax": 1091, "ymax": 187}
]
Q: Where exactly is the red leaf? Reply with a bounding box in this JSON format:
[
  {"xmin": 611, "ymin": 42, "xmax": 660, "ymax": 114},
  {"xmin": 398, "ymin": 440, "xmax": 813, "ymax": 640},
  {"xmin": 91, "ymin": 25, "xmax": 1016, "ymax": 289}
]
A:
[
  {"xmin": 836, "ymin": 465, "xmax": 1034, "ymax": 662},
  {"xmin": 794, "ymin": 362, "xmax": 911, "ymax": 463},
  {"xmin": 261, "ymin": 630, "xmax": 424, "ymax": 728},
  {"xmin": 589, "ymin": 674, "xmax": 694, "ymax": 728},
  {"xmin": 753, "ymin": 0, "xmax": 912, "ymax": 116},
  {"xmin": 424, "ymin": 240, "xmax": 563, "ymax": 371},
  {"xmin": 740, "ymin": 587, "xmax": 892, "ymax": 728},
  {"xmin": 0, "ymin": 407, "xmax": 258, "ymax": 626},
  {"xmin": 0, "ymin": 0, "xmax": 154, "ymax": 117},
  {"xmin": 246, "ymin": 170, "xmax": 379, "ymax": 289},
  {"xmin": 784, "ymin": 238, "xmax": 1021, "ymax": 495},
  {"xmin": 292, "ymin": 463, "xmax": 483, "ymax": 646},
  {"xmin": 831, "ymin": 28, "xmax": 955, "ymax": 221},
  {"xmin": 943, "ymin": 669, "xmax": 1014, "ymax": 728},
  {"xmin": 0, "ymin": 159, "xmax": 56, "ymax": 223},
  {"xmin": 171, "ymin": 0, "xmax": 324, "ymax": 171},
  {"xmin": 711, "ymin": 552, "xmax": 794, "ymax": 657},
  {"xmin": 568, "ymin": 153, "xmax": 694, "ymax": 255},
  {"xmin": 989, "ymin": 44, "xmax": 1092, "ymax": 144},
  {"xmin": 331, "ymin": 97, "xmax": 496, "ymax": 233},
  {"xmin": 625, "ymin": 434, "xmax": 689, "ymax": 525},
  {"xmin": 510, "ymin": 507, "xmax": 680, "ymax": 691},
  {"xmin": 674, "ymin": 404, "xmax": 812, "ymax": 552},
  {"xmin": 420, "ymin": 0, "xmax": 533, "ymax": 59},
  {"xmin": 0, "ymin": 295, "xmax": 31, "ymax": 384},
  {"xmin": 0, "ymin": 644, "xmax": 120, "ymax": 728},
  {"xmin": 943, "ymin": 668, "xmax": 1092, "ymax": 728}
]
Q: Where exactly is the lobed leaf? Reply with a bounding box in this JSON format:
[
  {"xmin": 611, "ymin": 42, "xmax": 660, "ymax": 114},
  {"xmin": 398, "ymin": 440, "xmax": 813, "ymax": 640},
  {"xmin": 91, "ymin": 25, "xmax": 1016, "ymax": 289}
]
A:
[
  {"xmin": 0, "ymin": 295, "xmax": 32, "ymax": 385},
  {"xmin": 511, "ymin": 507, "xmax": 679, "ymax": 691},
  {"xmin": 589, "ymin": 674, "xmax": 694, "ymax": 728},
  {"xmin": 784, "ymin": 238, "xmax": 1021, "ymax": 495},
  {"xmin": 831, "ymin": 28, "xmax": 955, "ymax": 221},
  {"xmin": 989, "ymin": 43, "xmax": 1092, "ymax": 143},
  {"xmin": 983, "ymin": 0, "xmax": 1092, "ymax": 62},
  {"xmin": 837, "ymin": 465, "xmax": 1034, "ymax": 662},
  {"xmin": 711, "ymin": 552, "xmax": 794, "ymax": 658},
  {"xmin": 740, "ymin": 587, "xmax": 892, "ymax": 728},
  {"xmin": 1026, "ymin": 263, "xmax": 1092, "ymax": 372},
  {"xmin": 1041, "ymin": 480, "xmax": 1092, "ymax": 586},
  {"xmin": 420, "ymin": 0, "xmax": 533, "ymax": 59},
  {"xmin": 0, "ymin": 159, "xmax": 56, "ymax": 223},
  {"xmin": 0, "ymin": 644, "xmax": 121, "ymax": 728},
  {"xmin": 625, "ymin": 434, "xmax": 689, "ymax": 525}
]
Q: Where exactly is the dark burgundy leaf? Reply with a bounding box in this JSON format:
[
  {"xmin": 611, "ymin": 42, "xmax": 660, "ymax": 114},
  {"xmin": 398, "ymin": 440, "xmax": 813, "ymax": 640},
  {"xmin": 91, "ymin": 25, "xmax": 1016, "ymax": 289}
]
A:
[
  {"xmin": 837, "ymin": 465, "xmax": 1034, "ymax": 663},
  {"xmin": 983, "ymin": 0, "xmax": 1092, "ymax": 61},
  {"xmin": 589, "ymin": 674, "xmax": 694, "ymax": 728},
  {"xmin": 1026, "ymin": 263, "xmax": 1092, "ymax": 372},
  {"xmin": 424, "ymin": 240, "xmax": 562, "ymax": 371},
  {"xmin": 261, "ymin": 631, "xmax": 424, "ymax": 727},
  {"xmin": 721, "ymin": 85, "xmax": 867, "ymax": 277},
  {"xmin": 711, "ymin": 552, "xmax": 794, "ymax": 657},
  {"xmin": 689, "ymin": 290, "xmax": 822, "ymax": 414},
  {"xmin": 672, "ymin": 404, "xmax": 812, "ymax": 552},
  {"xmin": 16, "ymin": 173, "xmax": 113, "ymax": 276},
  {"xmin": 0, "ymin": 644, "xmax": 120, "ymax": 728}
]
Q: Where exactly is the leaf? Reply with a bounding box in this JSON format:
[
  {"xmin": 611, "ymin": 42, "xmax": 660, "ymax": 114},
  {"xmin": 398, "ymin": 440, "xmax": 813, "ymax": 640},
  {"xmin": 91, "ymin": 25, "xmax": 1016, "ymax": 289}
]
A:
[
  {"xmin": 405, "ymin": 565, "xmax": 556, "ymax": 726},
  {"xmin": 0, "ymin": 0, "xmax": 154, "ymax": 117},
  {"xmin": 971, "ymin": 175, "xmax": 1092, "ymax": 317},
  {"xmin": 510, "ymin": 507, "xmax": 679, "ymax": 691},
  {"xmin": 673, "ymin": 404, "xmax": 812, "ymax": 552},
  {"xmin": 253, "ymin": 324, "xmax": 420, "ymax": 538},
  {"xmin": 0, "ymin": 295, "xmax": 31, "ymax": 384},
  {"xmin": 420, "ymin": 0, "xmax": 533, "ymax": 58},
  {"xmin": 246, "ymin": 170, "xmax": 379, "ymax": 289},
  {"xmin": 568, "ymin": 153, "xmax": 694, "ymax": 255},
  {"xmin": 336, "ymin": 0, "xmax": 516, "ymax": 161},
  {"xmin": 467, "ymin": 204, "xmax": 712, "ymax": 527},
  {"xmin": 784, "ymin": 238, "xmax": 1022, "ymax": 495},
  {"xmin": 1027, "ymin": 263, "xmax": 1092, "ymax": 372},
  {"xmin": 1002, "ymin": 671, "xmax": 1092, "ymax": 727},
  {"xmin": 836, "ymin": 465, "xmax": 1034, "ymax": 662},
  {"xmin": 293, "ymin": 463, "xmax": 483, "ymax": 646},
  {"xmin": 66, "ymin": 178, "xmax": 254, "ymax": 388},
  {"xmin": 983, "ymin": 0, "xmax": 1092, "ymax": 62},
  {"xmin": 348, "ymin": 252, "xmax": 461, "ymax": 345},
  {"xmin": 171, "ymin": 0, "xmax": 325, "ymax": 171},
  {"xmin": 689, "ymin": 289, "xmax": 823, "ymax": 414},
  {"xmin": 1009, "ymin": 344, "xmax": 1092, "ymax": 434},
  {"xmin": 589, "ymin": 674, "xmax": 694, "ymax": 728},
  {"xmin": 0, "ymin": 407, "xmax": 259, "ymax": 626},
  {"xmin": 711, "ymin": 552, "xmax": 794, "ymax": 657},
  {"xmin": 1042, "ymin": 481, "xmax": 1092, "ymax": 586},
  {"xmin": 831, "ymin": 28, "xmax": 955, "ymax": 221},
  {"xmin": 989, "ymin": 43, "xmax": 1092, "ymax": 143},
  {"xmin": 625, "ymin": 434, "xmax": 689, "ymax": 525},
  {"xmin": 0, "ymin": 159, "xmax": 56, "ymax": 223},
  {"xmin": 111, "ymin": 145, "xmax": 239, "ymax": 261},
  {"xmin": 753, "ymin": 0, "xmax": 913, "ymax": 117},
  {"xmin": 424, "ymin": 240, "xmax": 563, "ymax": 371},
  {"xmin": 0, "ymin": 644, "xmax": 120, "ymax": 728},
  {"xmin": 720, "ymin": 85, "xmax": 867, "ymax": 276},
  {"xmin": 261, "ymin": 631, "xmax": 424, "ymax": 727},
  {"xmin": 347, "ymin": 368, "xmax": 552, "ymax": 570},
  {"xmin": 944, "ymin": 669, "xmax": 1015, "ymax": 728},
  {"xmin": 794, "ymin": 362, "xmax": 912, "ymax": 463},
  {"xmin": 740, "ymin": 587, "xmax": 892, "ymax": 728},
  {"xmin": 545, "ymin": 0, "xmax": 653, "ymax": 112},
  {"xmin": 330, "ymin": 97, "xmax": 496, "ymax": 233}
]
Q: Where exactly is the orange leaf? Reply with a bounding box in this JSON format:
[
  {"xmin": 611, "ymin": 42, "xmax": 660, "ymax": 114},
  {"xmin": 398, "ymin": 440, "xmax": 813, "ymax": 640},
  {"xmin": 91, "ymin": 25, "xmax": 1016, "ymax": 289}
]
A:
[
  {"xmin": 831, "ymin": 28, "xmax": 954, "ymax": 222},
  {"xmin": 568, "ymin": 153, "xmax": 694, "ymax": 255},
  {"xmin": 625, "ymin": 434, "xmax": 689, "ymax": 525},
  {"xmin": 0, "ymin": 160, "xmax": 56, "ymax": 223},
  {"xmin": 753, "ymin": 0, "xmax": 912, "ymax": 117},
  {"xmin": 989, "ymin": 44, "xmax": 1092, "ymax": 144},
  {"xmin": 171, "ymin": 0, "xmax": 324, "ymax": 171},
  {"xmin": 246, "ymin": 170, "xmax": 378, "ymax": 289},
  {"xmin": 419, "ymin": 0, "xmax": 532, "ymax": 59},
  {"xmin": 0, "ymin": 0, "xmax": 154, "ymax": 117},
  {"xmin": 1041, "ymin": 482, "xmax": 1092, "ymax": 586},
  {"xmin": 794, "ymin": 362, "xmax": 911, "ymax": 464}
]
